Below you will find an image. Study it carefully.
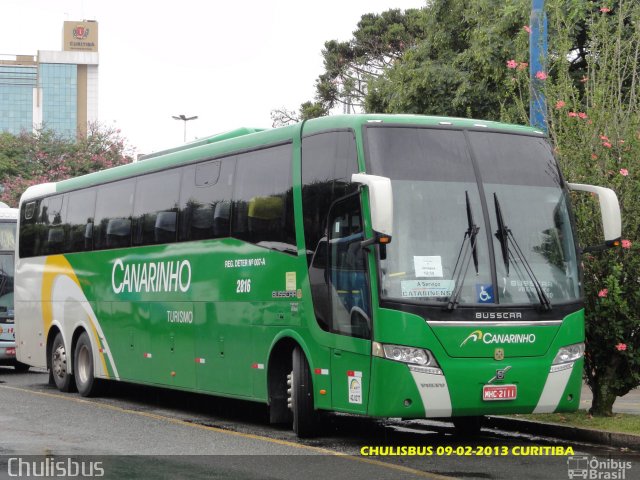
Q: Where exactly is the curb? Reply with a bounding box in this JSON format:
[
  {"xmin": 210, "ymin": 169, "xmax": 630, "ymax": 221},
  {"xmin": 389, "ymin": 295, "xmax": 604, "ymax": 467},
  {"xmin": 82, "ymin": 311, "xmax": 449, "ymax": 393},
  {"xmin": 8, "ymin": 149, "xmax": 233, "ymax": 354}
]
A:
[{"xmin": 485, "ymin": 416, "xmax": 640, "ymax": 451}]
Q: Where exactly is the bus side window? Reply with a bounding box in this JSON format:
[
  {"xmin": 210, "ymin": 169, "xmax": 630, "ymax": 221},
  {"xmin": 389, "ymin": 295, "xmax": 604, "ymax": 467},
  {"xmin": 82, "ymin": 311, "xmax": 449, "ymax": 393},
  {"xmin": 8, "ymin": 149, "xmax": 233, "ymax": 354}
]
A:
[
  {"xmin": 65, "ymin": 189, "xmax": 96, "ymax": 253},
  {"xmin": 94, "ymin": 179, "xmax": 134, "ymax": 251},
  {"xmin": 133, "ymin": 170, "xmax": 180, "ymax": 246},
  {"xmin": 36, "ymin": 195, "xmax": 66, "ymax": 256},
  {"xmin": 232, "ymin": 144, "xmax": 295, "ymax": 254},
  {"xmin": 301, "ymin": 130, "xmax": 359, "ymax": 265},
  {"xmin": 19, "ymin": 200, "xmax": 41, "ymax": 258},
  {"xmin": 179, "ymin": 158, "xmax": 234, "ymax": 242}
]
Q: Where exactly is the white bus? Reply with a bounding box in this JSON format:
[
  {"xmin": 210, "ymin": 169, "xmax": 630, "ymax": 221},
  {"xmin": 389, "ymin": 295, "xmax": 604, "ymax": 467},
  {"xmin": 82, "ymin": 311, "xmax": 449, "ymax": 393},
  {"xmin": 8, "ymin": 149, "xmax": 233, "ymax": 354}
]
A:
[{"xmin": 0, "ymin": 203, "xmax": 27, "ymax": 371}]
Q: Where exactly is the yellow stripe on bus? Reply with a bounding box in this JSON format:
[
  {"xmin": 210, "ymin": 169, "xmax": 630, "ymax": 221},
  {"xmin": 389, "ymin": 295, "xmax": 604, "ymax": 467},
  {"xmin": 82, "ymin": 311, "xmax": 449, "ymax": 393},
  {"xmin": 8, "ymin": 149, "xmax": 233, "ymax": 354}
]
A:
[{"xmin": 41, "ymin": 255, "xmax": 111, "ymax": 379}]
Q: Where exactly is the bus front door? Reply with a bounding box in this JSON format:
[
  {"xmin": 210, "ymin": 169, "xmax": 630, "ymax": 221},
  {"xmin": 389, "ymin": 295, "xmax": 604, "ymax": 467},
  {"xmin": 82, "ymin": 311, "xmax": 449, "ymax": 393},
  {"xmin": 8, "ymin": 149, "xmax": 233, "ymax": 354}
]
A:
[{"xmin": 326, "ymin": 194, "xmax": 372, "ymax": 414}]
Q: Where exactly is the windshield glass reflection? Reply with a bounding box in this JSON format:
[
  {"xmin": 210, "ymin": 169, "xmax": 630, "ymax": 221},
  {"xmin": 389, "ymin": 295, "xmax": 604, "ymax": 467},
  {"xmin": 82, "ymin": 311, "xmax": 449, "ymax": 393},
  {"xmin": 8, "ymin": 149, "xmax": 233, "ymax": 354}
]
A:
[{"xmin": 366, "ymin": 126, "xmax": 580, "ymax": 307}]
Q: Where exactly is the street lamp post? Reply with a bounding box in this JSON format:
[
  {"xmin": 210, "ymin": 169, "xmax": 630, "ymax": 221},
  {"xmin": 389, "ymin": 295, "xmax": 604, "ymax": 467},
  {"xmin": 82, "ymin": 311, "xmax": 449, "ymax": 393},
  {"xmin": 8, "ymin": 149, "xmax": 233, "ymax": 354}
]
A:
[{"xmin": 172, "ymin": 114, "xmax": 198, "ymax": 143}]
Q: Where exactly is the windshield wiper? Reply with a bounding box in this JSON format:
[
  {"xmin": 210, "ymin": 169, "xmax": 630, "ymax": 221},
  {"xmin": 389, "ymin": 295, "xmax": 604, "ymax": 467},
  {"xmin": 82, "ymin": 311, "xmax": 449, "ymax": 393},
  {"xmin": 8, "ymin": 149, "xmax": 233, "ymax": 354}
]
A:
[
  {"xmin": 466, "ymin": 191, "xmax": 479, "ymax": 275},
  {"xmin": 446, "ymin": 192, "xmax": 480, "ymax": 311},
  {"xmin": 493, "ymin": 193, "xmax": 552, "ymax": 312}
]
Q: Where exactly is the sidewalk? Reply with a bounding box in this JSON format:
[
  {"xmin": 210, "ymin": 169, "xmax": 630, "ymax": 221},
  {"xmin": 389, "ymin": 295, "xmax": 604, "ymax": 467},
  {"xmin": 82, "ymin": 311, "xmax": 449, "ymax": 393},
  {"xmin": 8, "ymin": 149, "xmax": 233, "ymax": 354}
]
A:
[
  {"xmin": 485, "ymin": 384, "xmax": 640, "ymax": 450},
  {"xmin": 580, "ymin": 384, "xmax": 640, "ymax": 415}
]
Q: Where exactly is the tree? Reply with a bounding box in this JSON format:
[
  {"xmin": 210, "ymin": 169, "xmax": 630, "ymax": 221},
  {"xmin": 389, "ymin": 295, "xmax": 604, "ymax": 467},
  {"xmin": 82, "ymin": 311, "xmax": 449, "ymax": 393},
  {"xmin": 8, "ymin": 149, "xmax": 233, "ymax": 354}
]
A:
[
  {"xmin": 539, "ymin": 0, "xmax": 640, "ymax": 416},
  {"xmin": 493, "ymin": 0, "xmax": 639, "ymax": 416},
  {"xmin": 365, "ymin": 0, "xmax": 533, "ymax": 120},
  {"xmin": 0, "ymin": 123, "xmax": 133, "ymax": 206},
  {"xmin": 364, "ymin": 1, "xmax": 626, "ymax": 122},
  {"xmin": 271, "ymin": 8, "xmax": 427, "ymax": 126},
  {"xmin": 270, "ymin": 101, "xmax": 329, "ymax": 128}
]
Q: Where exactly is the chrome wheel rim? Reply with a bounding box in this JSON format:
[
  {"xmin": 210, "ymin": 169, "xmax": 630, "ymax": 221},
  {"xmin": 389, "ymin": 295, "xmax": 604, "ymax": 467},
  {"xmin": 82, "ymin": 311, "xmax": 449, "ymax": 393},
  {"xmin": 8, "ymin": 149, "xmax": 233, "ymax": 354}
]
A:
[{"xmin": 52, "ymin": 344, "xmax": 67, "ymax": 379}]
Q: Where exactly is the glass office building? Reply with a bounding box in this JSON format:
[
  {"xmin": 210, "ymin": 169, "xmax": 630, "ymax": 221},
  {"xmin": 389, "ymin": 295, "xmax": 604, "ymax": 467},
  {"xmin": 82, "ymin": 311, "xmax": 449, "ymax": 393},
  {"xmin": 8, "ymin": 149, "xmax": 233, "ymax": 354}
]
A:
[
  {"xmin": 0, "ymin": 21, "xmax": 98, "ymax": 140},
  {"xmin": 0, "ymin": 60, "xmax": 38, "ymax": 134},
  {"xmin": 40, "ymin": 63, "xmax": 78, "ymax": 138}
]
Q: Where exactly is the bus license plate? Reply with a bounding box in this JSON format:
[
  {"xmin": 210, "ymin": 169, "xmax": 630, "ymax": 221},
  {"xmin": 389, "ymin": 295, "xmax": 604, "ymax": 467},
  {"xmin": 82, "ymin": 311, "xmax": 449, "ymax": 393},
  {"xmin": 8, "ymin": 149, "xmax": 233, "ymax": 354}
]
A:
[{"xmin": 483, "ymin": 384, "xmax": 517, "ymax": 401}]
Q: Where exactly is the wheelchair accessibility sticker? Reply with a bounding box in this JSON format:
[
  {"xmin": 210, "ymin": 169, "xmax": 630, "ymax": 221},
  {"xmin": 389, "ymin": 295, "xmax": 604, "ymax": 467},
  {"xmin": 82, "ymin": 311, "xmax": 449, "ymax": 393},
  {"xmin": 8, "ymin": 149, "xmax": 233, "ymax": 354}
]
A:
[{"xmin": 476, "ymin": 284, "xmax": 494, "ymax": 303}]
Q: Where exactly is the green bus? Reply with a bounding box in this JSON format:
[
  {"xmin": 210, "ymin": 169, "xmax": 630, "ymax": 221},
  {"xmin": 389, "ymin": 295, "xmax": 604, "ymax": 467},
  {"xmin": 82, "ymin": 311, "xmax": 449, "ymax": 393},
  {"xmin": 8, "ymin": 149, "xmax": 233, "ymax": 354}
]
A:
[{"xmin": 15, "ymin": 115, "xmax": 621, "ymax": 436}]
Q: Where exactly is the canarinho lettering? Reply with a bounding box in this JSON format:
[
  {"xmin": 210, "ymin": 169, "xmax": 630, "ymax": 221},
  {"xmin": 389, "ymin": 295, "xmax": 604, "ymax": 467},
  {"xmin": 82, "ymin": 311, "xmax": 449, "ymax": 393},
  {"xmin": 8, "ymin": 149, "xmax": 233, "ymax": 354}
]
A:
[
  {"xmin": 482, "ymin": 333, "xmax": 536, "ymax": 344},
  {"xmin": 112, "ymin": 259, "xmax": 191, "ymax": 294},
  {"xmin": 461, "ymin": 330, "xmax": 537, "ymax": 347}
]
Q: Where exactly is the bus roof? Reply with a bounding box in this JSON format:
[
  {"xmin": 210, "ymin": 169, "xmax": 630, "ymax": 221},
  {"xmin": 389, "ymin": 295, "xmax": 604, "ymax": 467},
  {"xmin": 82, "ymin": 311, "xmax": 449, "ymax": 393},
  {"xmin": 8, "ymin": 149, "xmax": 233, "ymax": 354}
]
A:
[
  {"xmin": 0, "ymin": 206, "xmax": 18, "ymax": 220},
  {"xmin": 21, "ymin": 114, "xmax": 545, "ymax": 202},
  {"xmin": 137, "ymin": 127, "xmax": 268, "ymax": 161}
]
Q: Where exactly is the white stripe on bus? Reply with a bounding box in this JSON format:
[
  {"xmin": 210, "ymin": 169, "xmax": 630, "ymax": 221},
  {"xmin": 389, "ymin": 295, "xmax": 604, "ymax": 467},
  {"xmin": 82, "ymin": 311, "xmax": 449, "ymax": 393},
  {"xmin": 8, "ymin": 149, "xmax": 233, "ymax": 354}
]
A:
[{"xmin": 533, "ymin": 363, "xmax": 574, "ymax": 413}]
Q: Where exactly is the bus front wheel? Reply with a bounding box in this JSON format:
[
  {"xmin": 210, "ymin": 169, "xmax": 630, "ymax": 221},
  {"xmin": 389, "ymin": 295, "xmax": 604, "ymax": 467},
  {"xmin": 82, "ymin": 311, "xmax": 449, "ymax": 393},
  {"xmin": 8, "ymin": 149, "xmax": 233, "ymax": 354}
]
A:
[
  {"xmin": 74, "ymin": 331, "xmax": 101, "ymax": 397},
  {"xmin": 51, "ymin": 332, "xmax": 75, "ymax": 392},
  {"xmin": 289, "ymin": 347, "xmax": 318, "ymax": 438}
]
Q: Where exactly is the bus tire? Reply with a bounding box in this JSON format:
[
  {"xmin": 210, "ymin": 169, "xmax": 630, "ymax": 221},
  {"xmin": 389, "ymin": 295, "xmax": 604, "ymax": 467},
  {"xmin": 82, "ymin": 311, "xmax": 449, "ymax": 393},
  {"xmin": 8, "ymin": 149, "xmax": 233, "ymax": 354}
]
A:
[
  {"xmin": 452, "ymin": 415, "xmax": 484, "ymax": 436},
  {"xmin": 290, "ymin": 347, "xmax": 318, "ymax": 438},
  {"xmin": 51, "ymin": 332, "xmax": 75, "ymax": 392},
  {"xmin": 74, "ymin": 331, "xmax": 101, "ymax": 397}
]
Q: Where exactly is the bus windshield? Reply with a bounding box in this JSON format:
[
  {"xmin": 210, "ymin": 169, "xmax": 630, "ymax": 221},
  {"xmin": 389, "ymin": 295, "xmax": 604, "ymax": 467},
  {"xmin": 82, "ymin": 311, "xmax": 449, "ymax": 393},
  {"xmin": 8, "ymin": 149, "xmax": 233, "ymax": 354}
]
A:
[
  {"xmin": 366, "ymin": 127, "xmax": 580, "ymax": 307},
  {"xmin": 0, "ymin": 222, "xmax": 16, "ymax": 250},
  {"xmin": 0, "ymin": 221, "xmax": 16, "ymax": 321}
]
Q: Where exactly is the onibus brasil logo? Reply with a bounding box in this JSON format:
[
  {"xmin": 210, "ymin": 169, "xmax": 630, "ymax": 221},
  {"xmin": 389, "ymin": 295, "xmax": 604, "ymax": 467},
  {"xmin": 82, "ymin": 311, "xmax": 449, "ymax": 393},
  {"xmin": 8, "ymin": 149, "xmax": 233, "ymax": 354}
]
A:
[{"xmin": 460, "ymin": 330, "xmax": 536, "ymax": 347}]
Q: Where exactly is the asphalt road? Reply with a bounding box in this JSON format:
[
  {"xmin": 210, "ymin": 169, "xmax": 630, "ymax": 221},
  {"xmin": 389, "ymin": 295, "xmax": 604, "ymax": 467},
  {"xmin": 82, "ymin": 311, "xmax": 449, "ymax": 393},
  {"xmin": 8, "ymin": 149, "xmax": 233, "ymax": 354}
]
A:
[{"xmin": 0, "ymin": 367, "xmax": 637, "ymax": 480}]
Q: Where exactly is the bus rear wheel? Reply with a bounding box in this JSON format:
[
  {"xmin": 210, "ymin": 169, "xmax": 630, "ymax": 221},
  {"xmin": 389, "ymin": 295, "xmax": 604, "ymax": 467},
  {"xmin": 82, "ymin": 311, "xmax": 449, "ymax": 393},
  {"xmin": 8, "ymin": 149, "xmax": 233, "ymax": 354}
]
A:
[
  {"xmin": 289, "ymin": 347, "xmax": 318, "ymax": 438},
  {"xmin": 74, "ymin": 331, "xmax": 101, "ymax": 397},
  {"xmin": 51, "ymin": 332, "xmax": 75, "ymax": 392}
]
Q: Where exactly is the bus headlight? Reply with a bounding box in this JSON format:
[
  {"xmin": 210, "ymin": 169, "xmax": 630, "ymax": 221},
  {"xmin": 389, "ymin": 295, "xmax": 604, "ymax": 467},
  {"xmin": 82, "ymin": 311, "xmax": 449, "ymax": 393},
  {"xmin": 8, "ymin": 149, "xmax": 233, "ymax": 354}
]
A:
[
  {"xmin": 372, "ymin": 342, "xmax": 439, "ymax": 367},
  {"xmin": 552, "ymin": 343, "xmax": 585, "ymax": 365}
]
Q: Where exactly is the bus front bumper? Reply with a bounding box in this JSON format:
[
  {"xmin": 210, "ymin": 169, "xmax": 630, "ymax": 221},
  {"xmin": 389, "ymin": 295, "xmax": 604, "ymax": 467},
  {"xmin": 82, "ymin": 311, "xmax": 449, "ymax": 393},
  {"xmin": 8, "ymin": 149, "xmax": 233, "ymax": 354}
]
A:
[{"xmin": 367, "ymin": 356, "xmax": 583, "ymax": 418}]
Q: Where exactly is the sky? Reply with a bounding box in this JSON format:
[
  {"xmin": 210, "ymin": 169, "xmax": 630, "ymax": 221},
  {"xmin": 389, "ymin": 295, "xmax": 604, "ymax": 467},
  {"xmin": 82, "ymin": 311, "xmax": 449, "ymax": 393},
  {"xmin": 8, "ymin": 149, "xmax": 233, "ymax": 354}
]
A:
[{"xmin": 1, "ymin": 0, "xmax": 426, "ymax": 155}]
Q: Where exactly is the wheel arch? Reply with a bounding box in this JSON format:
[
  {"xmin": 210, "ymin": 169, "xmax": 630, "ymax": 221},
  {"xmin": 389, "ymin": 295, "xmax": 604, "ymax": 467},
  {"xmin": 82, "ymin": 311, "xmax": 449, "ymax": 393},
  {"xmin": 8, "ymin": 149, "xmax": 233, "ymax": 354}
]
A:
[
  {"xmin": 266, "ymin": 330, "xmax": 314, "ymax": 424},
  {"xmin": 46, "ymin": 321, "xmax": 92, "ymax": 376},
  {"xmin": 267, "ymin": 330, "xmax": 314, "ymax": 367},
  {"xmin": 45, "ymin": 325, "xmax": 62, "ymax": 372}
]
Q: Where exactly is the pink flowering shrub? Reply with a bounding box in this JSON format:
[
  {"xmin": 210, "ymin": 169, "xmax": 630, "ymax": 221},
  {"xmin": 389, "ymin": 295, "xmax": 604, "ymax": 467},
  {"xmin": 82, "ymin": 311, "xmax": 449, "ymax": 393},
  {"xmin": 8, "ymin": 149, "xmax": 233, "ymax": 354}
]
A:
[
  {"xmin": 501, "ymin": 1, "xmax": 640, "ymax": 416},
  {"xmin": 535, "ymin": 70, "xmax": 548, "ymax": 80},
  {"xmin": 0, "ymin": 123, "xmax": 133, "ymax": 206}
]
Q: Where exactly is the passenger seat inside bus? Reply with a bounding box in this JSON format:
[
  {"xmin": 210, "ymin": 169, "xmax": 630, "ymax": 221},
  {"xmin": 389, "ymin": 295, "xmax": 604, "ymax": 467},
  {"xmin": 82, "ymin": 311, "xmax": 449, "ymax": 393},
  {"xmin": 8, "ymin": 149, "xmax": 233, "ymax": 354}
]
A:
[
  {"xmin": 248, "ymin": 196, "xmax": 283, "ymax": 241},
  {"xmin": 154, "ymin": 211, "xmax": 177, "ymax": 244},
  {"xmin": 106, "ymin": 218, "xmax": 131, "ymax": 248}
]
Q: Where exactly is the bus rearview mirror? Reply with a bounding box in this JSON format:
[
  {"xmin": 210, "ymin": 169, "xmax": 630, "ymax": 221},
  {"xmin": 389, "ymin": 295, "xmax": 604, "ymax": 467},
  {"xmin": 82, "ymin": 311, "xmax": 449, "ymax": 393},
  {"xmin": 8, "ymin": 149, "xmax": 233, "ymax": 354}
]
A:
[
  {"xmin": 568, "ymin": 182, "xmax": 622, "ymax": 250},
  {"xmin": 351, "ymin": 173, "xmax": 393, "ymax": 240}
]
